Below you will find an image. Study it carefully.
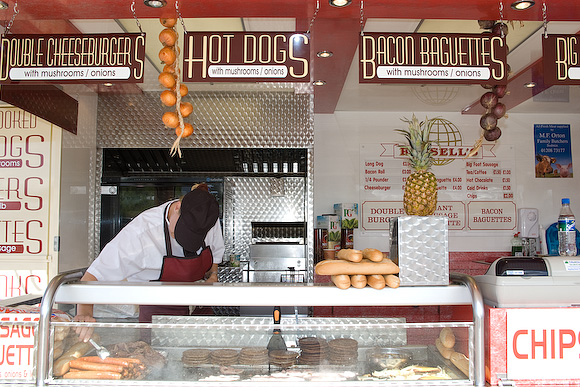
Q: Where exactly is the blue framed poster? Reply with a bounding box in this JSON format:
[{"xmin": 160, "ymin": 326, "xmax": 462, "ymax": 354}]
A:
[{"xmin": 534, "ymin": 124, "xmax": 573, "ymax": 178}]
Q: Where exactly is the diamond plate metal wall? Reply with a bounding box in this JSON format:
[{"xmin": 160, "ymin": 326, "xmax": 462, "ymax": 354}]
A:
[
  {"xmin": 223, "ymin": 176, "xmax": 305, "ymax": 257},
  {"xmin": 96, "ymin": 89, "xmax": 313, "ymax": 148},
  {"xmin": 93, "ymin": 85, "xmax": 315, "ymax": 280}
]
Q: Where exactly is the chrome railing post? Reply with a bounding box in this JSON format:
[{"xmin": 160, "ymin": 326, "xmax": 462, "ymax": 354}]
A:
[
  {"xmin": 451, "ymin": 272, "xmax": 486, "ymax": 387},
  {"xmin": 36, "ymin": 269, "xmax": 85, "ymax": 387}
]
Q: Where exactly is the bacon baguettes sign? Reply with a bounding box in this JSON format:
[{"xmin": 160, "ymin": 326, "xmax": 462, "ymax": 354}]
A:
[{"xmin": 359, "ymin": 32, "xmax": 508, "ymax": 84}]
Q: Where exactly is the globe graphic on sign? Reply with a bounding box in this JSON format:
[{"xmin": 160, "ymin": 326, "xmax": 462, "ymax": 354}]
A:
[
  {"xmin": 428, "ymin": 118, "xmax": 462, "ymax": 166},
  {"xmin": 412, "ymin": 85, "xmax": 459, "ymax": 106}
]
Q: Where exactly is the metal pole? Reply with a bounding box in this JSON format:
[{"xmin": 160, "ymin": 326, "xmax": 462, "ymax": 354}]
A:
[
  {"xmin": 36, "ymin": 269, "xmax": 85, "ymax": 387},
  {"xmin": 451, "ymin": 272, "xmax": 486, "ymax": 387}
]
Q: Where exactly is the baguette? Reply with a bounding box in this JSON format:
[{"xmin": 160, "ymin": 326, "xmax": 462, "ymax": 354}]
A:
[
  {"xmin": 435, "ymin": 338, "xmax": 454, "ymax": 359},
  {"xmin": 362, "ymin": 248, "xmax": 384, "ymax": 262},
  {"xmin": 439, "ymin": 327, "xmax": 456, "ymax": 349},
  {"xmin": 331, "ymin": 274, "xmax": 351, "ymax": 289},
  {"xmin": 384, "ymin": 274, "xmax": 400, "ymax": 288},
  {"xmin": 315, "ymin": 258, "xmax": 399, "ymax": 276},
  {"xmin": 337, "ymin": 249, "xmax": 363, "ymax": 263},
  {"xmin": 366, "ymin": 274, "xmax": 386, "ymax": 289},
  {"xmin": 53, "ymin": 341, "xmax": 92, "ymax": 376},
  {"xmin": 450, "ymin": 351, "xmax": 469, "ymax": 376},
  {"xmin": 350, "ymin": 274, "xmax": 367, "ymax": 288}
]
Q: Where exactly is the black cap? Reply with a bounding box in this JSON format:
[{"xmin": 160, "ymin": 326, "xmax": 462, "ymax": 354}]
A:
[{"xmin": 174, "ymin": 188, "xmax": 219, "ymax": 253}]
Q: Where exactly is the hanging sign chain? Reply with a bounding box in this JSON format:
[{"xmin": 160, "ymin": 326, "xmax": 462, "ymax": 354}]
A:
[
  {"xmin": 498, "ymin": 1, "xmax": 505, "ymax": 38},
  {"xmin": 130, "ymin": 0, "xmax": 144, "ymax": 35},
  {"xmin": 306, "ymin": 0, "xmax": 319, "ymax": 35},
  {"xmin": 542, "ymin": 1, "xmax": 548, "ymax": 38},
  {"xmin": 176, "ymin": 0, "xmax": 188, "ymax": 34},
  {"xmin": 2, "ymin": 0, "xmax": 19, "ymax": 36},
  {"xmin": 360, "ymin": 0, "xmax": 365, "ymax": 36},
  {"xmin": 171, "ymin": 0, "xmax": 186, "ymax": 158}
]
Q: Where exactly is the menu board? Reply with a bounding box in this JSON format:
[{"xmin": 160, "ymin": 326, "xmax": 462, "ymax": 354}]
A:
[
  {"xmin": 0, "ymin": 106, "xmax": 60, "ymax": 300},
  {"xmin": 360, "ymin": 141, "xmax": 516, "ymax": 232}
]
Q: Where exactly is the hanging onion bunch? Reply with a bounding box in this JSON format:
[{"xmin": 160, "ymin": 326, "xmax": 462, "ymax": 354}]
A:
[
  {"xmin": 477, "ymin": 21, "xmax": 510, "ymax": 143},
  {"xmin": 158, "ymin": 17, "xmax": 194, "ymax": 157}
]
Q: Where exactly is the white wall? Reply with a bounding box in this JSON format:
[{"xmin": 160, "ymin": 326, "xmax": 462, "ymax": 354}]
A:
[
  {"xmin": 313, "ymin": 111, "xmax": 579, "ymax": 253},
  {"xmin": 58, "ymin": 93, "xmax": 98, "ymax": 271}
]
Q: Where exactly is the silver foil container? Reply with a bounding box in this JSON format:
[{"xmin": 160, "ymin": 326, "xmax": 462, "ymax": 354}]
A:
[{"xmin": 389, "ymin": 216, "xmax": 449, "ymax": 286}]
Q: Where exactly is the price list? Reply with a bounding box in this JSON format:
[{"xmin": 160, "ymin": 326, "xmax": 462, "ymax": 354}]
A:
[{"xmin": 359, "ymin": 143, "xmax": 516, "ymax": 231}]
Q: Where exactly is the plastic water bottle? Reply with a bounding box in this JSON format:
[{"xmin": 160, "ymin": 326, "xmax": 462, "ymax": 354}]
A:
[{"xmin": 558, "ymin": 198, "xmax": 577, "ymax": 256}]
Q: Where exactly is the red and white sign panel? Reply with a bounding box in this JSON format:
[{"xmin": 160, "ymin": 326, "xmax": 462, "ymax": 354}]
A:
[
  {"xmin": 0, "ymin": 108, "xmax": 52, "ymax": 256},
  {"xmin": 0, "ymin": 313, "xmax": 38, "ymax": 380},
  {"xmin": 507, "ymin": 308, "xmax": 580, "ymax": 380}
]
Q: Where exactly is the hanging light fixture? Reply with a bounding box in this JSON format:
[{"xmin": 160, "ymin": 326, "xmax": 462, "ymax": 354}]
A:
[
  {"xmin": 511, "ymin": 0, "xmax": 535, "ymax": 10},
  {"xmin": 329, "ymin": 0, "xmax": 352, "ymax": 7},
  {"xmin": 313, "ymin": 80, "xmax": 326, "ymax": 86},
  {"xmin": 144, "ymin": 0, "xmax": 166, "ymax": 8},
  {"xmin": 317, "ymin": 51, "xmax": 333, "ymax": 58}
]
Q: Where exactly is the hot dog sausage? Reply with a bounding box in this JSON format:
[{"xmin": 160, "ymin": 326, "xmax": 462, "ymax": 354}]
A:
[{"xmin": 63, "ymin": 370, "xmax": 122, "ymax": 380}]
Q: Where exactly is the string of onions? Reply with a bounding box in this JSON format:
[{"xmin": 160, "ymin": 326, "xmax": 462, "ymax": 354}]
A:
[{"xmin": 158, "ymin": 18, "xmax": 193, "ymax": 158}]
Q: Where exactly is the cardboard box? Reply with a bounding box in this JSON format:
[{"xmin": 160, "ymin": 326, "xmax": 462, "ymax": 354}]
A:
[
  {"xmin": 316, "ymin": 214, "xmax": 341, "ymax": 250},
  {"xmin": 333, "ymin": 203, "xmax": 359, "ymax": 229}
]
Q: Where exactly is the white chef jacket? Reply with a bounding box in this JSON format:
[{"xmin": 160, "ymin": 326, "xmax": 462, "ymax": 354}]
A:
[{"xmin": 88, "ymin": 200, "xmax": 225, "ymax": 282}]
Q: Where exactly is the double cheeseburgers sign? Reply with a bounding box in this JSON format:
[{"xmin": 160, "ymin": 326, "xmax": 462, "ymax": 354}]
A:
[
  {"xmin": 1, "ymin": 33, "xmax": 146, "ymax": 84},
  {"xmin": 360, "ymin": 32, "xmax": 508, "ymax": 84}
]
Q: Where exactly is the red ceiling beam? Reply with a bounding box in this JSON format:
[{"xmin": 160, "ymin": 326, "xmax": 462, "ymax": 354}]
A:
[
  {"xmin": 2, "ymin": 0, "xmax": 580, "ymax": 21},
  {"xmin": 309, "ymin": 17, "xmax": 361, "ymax": 113}
]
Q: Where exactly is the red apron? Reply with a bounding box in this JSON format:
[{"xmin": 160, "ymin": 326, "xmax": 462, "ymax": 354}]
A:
[{"xmin": 139, "ymin": 203, "xmax": 213, "ymax": 323}]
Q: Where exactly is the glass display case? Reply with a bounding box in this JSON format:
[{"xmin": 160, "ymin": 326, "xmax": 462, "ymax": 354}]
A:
[{"xmin": 15, "ymin": 271, "xmax": 484, "ymax": 386}]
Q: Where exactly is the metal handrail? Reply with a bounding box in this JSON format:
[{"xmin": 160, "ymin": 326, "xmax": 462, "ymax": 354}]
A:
[
  {"xmin": 35, "ymin": 268, "xmax": 85, "ymax": 387},
  {"xmin": 451, "ymin": 272, "xmax": 486, "ymax": 387}
]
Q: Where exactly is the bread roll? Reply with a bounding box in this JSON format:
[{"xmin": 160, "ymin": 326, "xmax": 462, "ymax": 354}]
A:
[
  {"xmin": 384, "ymin": 274, "xmax": 400, "ymax": 288},
  {"xmin": 450, "ymin": 351, "xmax": 469, "ymax": 376},
  {"xmin": 350, "ymin": 274, "xmax": 367, "ymax": 288},
  {"xmin": 337, "ymin": 249, "xmax": 363, "ymax": 263},
  {"xmin": 331, "ymin": 274, "xmax": 351, "ymax": 289},
  {"xmin": 366, "ymin": 274, "xmax": 386, "ymax": 289},
  {"xmin": 315, "ymin": 258, "xmax": 399, "ymax": 276},
  {"xmin": 439, "ymin": 327, "xmax": 456, "ymax": 348},
  {"xmin": 362, "ymin": 248, "xmax": 383, "ymax": 262},
  {"xmin": 435, "ymin": 338, "xmax": 454, "ymax": 359}
]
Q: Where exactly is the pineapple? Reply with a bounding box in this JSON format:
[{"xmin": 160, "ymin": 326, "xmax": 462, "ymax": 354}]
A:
[{"xmin": 396, "ymin": 115, "xmax": 438, "ymax": 216}]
